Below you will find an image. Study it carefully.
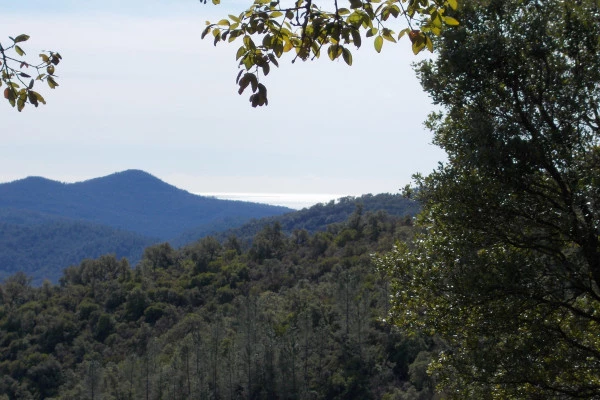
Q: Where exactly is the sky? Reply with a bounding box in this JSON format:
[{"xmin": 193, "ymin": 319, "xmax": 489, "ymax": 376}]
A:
[{"xmin": 2, "ymin": 0, "xmax": 446, "ymax": 205}]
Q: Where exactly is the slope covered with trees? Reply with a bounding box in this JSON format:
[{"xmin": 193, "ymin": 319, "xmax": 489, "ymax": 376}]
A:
[
  {"xmin": 0, "ymin": 208, "xmax": 434, "ymax": 400},
  {"xmin": 0, "ymin": 209, "xmax": 156, "ymax": 285},
  {"xmin": 0, "ymin": 170, "xmax": 294, "ymax": 284},
  {"xmin": 174, "ymin": 193, "xmax": 419, "ymax": 247},
  {"xmin": 0, "ymin": 188, "xmax": 417, "ymax": 285}
]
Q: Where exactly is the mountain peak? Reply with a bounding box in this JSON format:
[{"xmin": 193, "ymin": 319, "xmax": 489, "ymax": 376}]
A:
[
  {"xmin": 82, "ymin": 169, "xmax": 164, "ymax": 184},
  {"xmin": 110, "ymin": 169, "xmax": 158, "ymax": 179}
]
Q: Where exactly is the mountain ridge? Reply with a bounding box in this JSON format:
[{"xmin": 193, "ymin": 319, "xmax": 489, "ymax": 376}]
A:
[
  {"xmin": 0, "ymin": 170, "xmax": 293, "ymax": 283},
  {"xmin": 0, "ymin": 169, "xmax": 293, "ymax": 240}
]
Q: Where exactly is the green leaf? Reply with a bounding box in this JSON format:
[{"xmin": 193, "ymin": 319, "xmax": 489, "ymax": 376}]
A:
[
  {"xmin": 262, "ymin": 34, "xmax": 272, "ymax": 47},
  {"xmin": 267, "ymin": 53, "xmax": 279, "ymax": 67},
  {"xmin": 248, "ymin": 73, "xmax": 258, "ymax": 92},
  {"xmin": 33, "ymin": 91, "xmax": 46, "ymax": 104},
  {"xmin": 366, "ymin": 27, "xmax": 378, "ymax": 38},
  {"xmin": 374, "ymin": 35, "xmax": 383, "ymax": 53},
  {"xmin": 347, "ymin": 11, "xmax": 363, "ymax": 27},
  {"xmin": 13, "ymin": 34, "xmax": 30, "ymax": 43},
  {"xmin": 426, "ymin": 35, "xmax": 433, "ymax": 52},
  {"xmin": 262, "ymin": 62, "xmax": 270, "ymax": 76},
  {"xmin": 398, "ymin": 28, "xmax": 410, "ymax": 40},
  {"xmin": 382, "ymin": 28, "xmax": 397, "ymax": 43},
  {"xmin": 412, "ymin": 40, "xmax": 425, "ymax": 55},
  {"xmin": 447, "ymin": 0, "xmax": 458, "ymax": 10},
  {"xmin": 342, "ymin": 48, "xmax": 353, "ymax": 66},
  {"xmin": 201, "ymin": 26, "xmax": 212, "ymax": 39},
  {"xmin": 327, "ymin": 44, "xmax": 341, "ymax": 61},
  {"xmin": 443, "ymin": 16, "xmax": 460, "ymax": 26},
  {"xmin": 47, "ymin": 77, "xmax": 58, "ymax": 89},
  {"xmin": 236, "ymin": 46, "xmax": 246, "ymax": 60},
  {"xmin": 349, "ymin": 0, "xmax": 362, "ymax": 9},
  {"xmin": 238, "ymin": 73, "xmax": 251, "ymax": 94},
  {"xmin": 15, "ymin": 45, "xmax": 25, "ymax": 56},
  {"xmin": 351, "ymin": 29, "xmax": 362, "ymax": 47},
  {"xmin": 28, "ymin": 91, "xmax": 38, "ymax": 107},
  {"xmin": 243, "ymin": 35, "xmax": 255, "ymax": 50}
]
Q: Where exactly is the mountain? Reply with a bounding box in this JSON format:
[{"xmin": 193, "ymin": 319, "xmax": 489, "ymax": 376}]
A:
[
  {"xmin": 0, "ymin": 170, "xmax": 292, "ymax": 240},
  {"xmin": 0, "ymin": 170, "xmax": 293, "ymax": 283},
  {"xmin": 0, "ymin": 170, "xmax": 419, "ymax": 285}
]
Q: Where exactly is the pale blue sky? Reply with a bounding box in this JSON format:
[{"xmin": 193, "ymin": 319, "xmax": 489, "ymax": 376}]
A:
[{"xmin": 2, "ymin": 1, "xmax": 445, "ymax": 197}]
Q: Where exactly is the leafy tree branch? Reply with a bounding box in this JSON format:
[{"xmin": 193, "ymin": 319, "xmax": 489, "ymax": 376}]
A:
[
  {"xmin": 201, "ymin": 0, "xmax": 459, "ymax": 106},
  {"xmin": 1, "ymin": 34, "xmax": 61, "ymax": 112}
]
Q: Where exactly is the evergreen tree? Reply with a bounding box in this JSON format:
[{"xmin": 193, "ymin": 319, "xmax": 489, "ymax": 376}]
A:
[{"xmin": 380, "ymin": 0, "xmax": 600, "ymax": 397}]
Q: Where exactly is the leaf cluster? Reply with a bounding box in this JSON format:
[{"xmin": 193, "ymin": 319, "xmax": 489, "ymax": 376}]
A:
[
  {"xmin": 201, "ymin": 0, "xmax": 459, "ymax": 106},
  {"xmin": 0, "ymin": 34, "xmax": 61, "ymax": 111}
]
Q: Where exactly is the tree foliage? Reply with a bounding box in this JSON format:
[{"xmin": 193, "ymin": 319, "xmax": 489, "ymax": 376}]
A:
[
  {"xmin": 201, "ymin": 0, "xmax": 459, "ymax": 106},
  {"xmin": 379, "ymin": 0, "xmax": 600, "ymax": 397},
  {"xmin": 0, "ymin": 34, "xmax": 61, "ymax": 111},
  {"xmin": 0, "ymin": 210, "xmax": 433, "ymax": 399}
]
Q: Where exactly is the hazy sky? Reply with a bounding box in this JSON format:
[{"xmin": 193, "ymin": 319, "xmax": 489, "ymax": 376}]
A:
[{"xmin": 2, "ymin": 1, "xmax": 445, "ymax": 197}]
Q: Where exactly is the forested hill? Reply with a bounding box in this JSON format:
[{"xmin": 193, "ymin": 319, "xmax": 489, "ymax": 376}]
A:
[
  {"xmin": 0, "ymin": 209, "xmax": 157, "ymax": 285},
  {"xmin": 0, "ymin": 208, "xmax": 435, "ymax": 399},
  {"xmin": 0, "ymin": 173, "xmax": 416, "ymax": 285},
  {"xmin": 0, "ymin": 170, "xmax": 292, "ymax": 240},
  {"xmin": 178, "ymin": 193, "xmax": 420, "ymax": 247}
]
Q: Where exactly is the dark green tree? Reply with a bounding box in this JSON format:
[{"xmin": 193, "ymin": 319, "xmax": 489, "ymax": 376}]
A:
[{"xmin": 379, "ymin": 0, "xmax": 600, "ymax": 397}]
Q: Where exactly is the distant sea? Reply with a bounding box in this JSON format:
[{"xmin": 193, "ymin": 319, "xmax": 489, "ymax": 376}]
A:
[{"xmin": 197, "ymin": 193, "xmax": 347, "ymax": 210}]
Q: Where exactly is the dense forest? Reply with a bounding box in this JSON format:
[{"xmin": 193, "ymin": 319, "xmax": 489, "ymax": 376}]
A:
[
  {"xmin": 176, "ymin": 193, "xmax": 419, "ymax": 247},
  {"xmin": 0, "ymin": 211, "xmax": 157, "ymax": 285},
  {"xmin": 0, "ymin": 207, "xmax": 435, "ymax": 400}
]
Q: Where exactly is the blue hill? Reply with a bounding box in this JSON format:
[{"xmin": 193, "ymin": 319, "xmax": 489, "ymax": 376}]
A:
[{"xmin": 0, "ymin": 170, "xmax": 293, "ymax": 240}]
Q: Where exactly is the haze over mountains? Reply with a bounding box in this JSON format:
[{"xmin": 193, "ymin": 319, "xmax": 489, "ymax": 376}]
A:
[
  {"xmin": 0, "ymin": 169, "xmax": 419, "ymax": 284},
  {"xmin": 0, "ymin": 169, "xmax": 292, "ymax": 240},
  {"xmin": 0, "ymin": 170, "xmax": 292, "ymax": 283}
]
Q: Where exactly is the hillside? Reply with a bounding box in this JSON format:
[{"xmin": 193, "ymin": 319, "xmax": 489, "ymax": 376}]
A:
[
  {"xmin": 0, "ymin": 209, "xmax": 435, "ymax": 400},
  {"xmin": 194, "ymin": 192, "xmax": 420, "ymax": 247},
  {"xmin": 0, "ymin": 171, "xmax": 418, "ymax": 285},
  {"xmin": 0, "ymin": 170, "xmax": 294, "ymax": 284},
  {"xmin": 0, "ymin": 170, "xmax": 292, "ymax": 240},
  {"xmin": 0, "ymin": 209, "xmax": 157, "ymax": 285}
]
